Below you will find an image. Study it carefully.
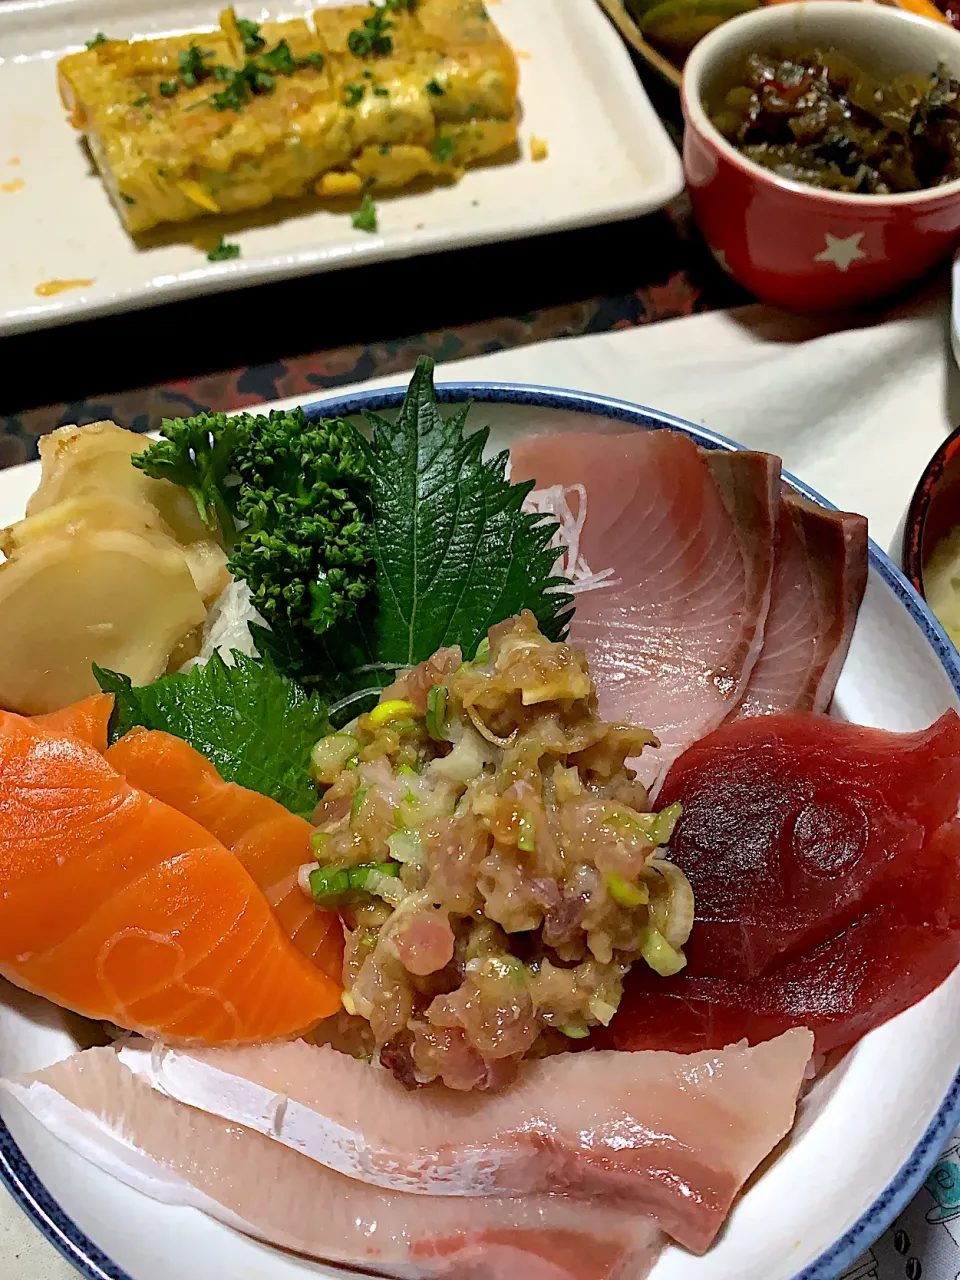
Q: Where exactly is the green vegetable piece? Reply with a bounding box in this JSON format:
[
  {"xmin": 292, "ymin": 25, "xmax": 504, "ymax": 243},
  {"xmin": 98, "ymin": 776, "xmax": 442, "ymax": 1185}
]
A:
[
  {"xmin": 158, "ymin": 80, "xmax": 180, "ymax": 97},
  {"xmin": 310, "ymin": 830, "xmax": 329, "ymax": 855},
  {"xmin": 344, "ymin": 82, "xmax": 365, "ymax": 107},
  {"xmin": 133, "ymin": 407, "xmax": 373, "ymax": 650},
  {"xmin": 517, "ymin": 810, "xmax": 535, "ymax": 853},
  {"xmin": 94, "ymin": 652, "xmax": 329, "ymax": 817},
  {"xmin": 178, "ymin": 43, "xmax": 215, "ymax": 88},
  {"xmin": 654, "ymin": 801, "xmax": 682, "ymax": 845},
  {"xmin": 207, "ymin": 236, "xmax": 241, "ymax": 262},
  {"xmin": 236, "ymin": 17, "xmax": 266, "ymax": 53},
  {"xmin": 309, "ymin": 860, "xmax": 399, "ymax": 906},
  {"xmin": 316, "ymin": 357, "xmax": 573, "ymax": 697},
  {"xmin": 559, "ymin": 1023, "xmax": 590, "ymax": 1040},
  {"xmin": 639, "ymin": 926, "xmax": 687, "ymax": 977},
  {"xmin": 605, "ymin": 872, "xmax": 648, "ymax": 908},
  {"xmin": 310, "ymin": 733, "xmax": 360, "ymax": 784},
  {"xmin": 85, "ymin": 32, "xmax": 108, "ymax": 49},
  {"xmin": 258, "ymin": 39, "xmax": 297, "ymax": 74},
  {"xmin": 345, "ymin": 0, "xmax": 411, "ymax": 57},
  {"xmin": 474, "ymin": 636, "xmax": 491, "ymax": 663},
  {"xmin": 352, "ymin": 193, "xmax": 378, "ymax": 233},
  {"xmin": 387, "ymin": 829, "xmax": 424, "ymax": 864},
  {"xmin": 309, "ymin": 865, "xmax": 351, "ymax": 905},
  {"xmin": 131, "ymin": 94, "xmax": 151, "ymax": 108},
  {"xmin": 350, "ymin": 787, "xmax": 369, "ymax": 821},
  {"xmin": 301, "ymin": 52, "xmax": 326, "ymax": 70},
  {"xmin": 431, "ymin": 134, "xmax": 455, "ymax": 165},
  {"xmin": 425, "ymin": 683, "xmax": 449, "ymax": 741},
  {"xmin": 426, "ymin": 78, "xmax": 444, "ymax": 96},
  {"xmin": 120, "ymin": 192, "xmax": 137, "ymax": 204},
  {"xmin": 372, "ymin": 84, "xmax": 390, "ymax": 97}
]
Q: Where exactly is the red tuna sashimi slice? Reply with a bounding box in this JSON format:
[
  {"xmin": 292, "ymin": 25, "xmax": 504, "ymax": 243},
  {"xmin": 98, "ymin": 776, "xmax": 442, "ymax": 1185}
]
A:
[
  {"xmin": 610, "ymin": 711, "xmax": 960, "ymax": 1055},
  {"xmin": 117, "ymin": 1027, "xmax": 812, "ymax": 1255},
  {"xmin": 513, "ymin": 432, "xmax": 777, "ymax": 784},
  {"xmin": 732, "ymin": 493, "xmax": 867, "ymax": 718},
  {"xmin": 2, "ymin": 1049, "xmax": 664, "ymax": 1280},
  {"xmin": 612, "ymin": 883, "xmax": 960, "ymax": 1055}
]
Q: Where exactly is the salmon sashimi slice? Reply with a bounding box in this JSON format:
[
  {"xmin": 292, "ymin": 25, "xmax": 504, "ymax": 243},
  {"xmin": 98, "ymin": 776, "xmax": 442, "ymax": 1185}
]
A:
[
  {"xmin": 2, "ymin": 1048, "xmax": 664, "ymax": 1280},
  {"xmin": 105, "ymin": 727, "xmax": 343, "ymax": 981},
  {"xmin": 611, "ymin": 710, "xmax": 960, "ymax": 1054},
  {"xmin": 117, "ymin": 1026, "xmax": 813, "ymax": 1254},
  {"xmin": 514, "ymin": 430, "xmax": 776, "ymax": 787},
  {"xmin": 32, "ymin": 692, "xmax": 115, "ymax": 752},
  {"xmin": 732, "ymin": 493, "xmax": 868, "ymax": 718},
  {"xmin": 0, "ymin": 712, "xmax": 340, "ymax": 1042}
]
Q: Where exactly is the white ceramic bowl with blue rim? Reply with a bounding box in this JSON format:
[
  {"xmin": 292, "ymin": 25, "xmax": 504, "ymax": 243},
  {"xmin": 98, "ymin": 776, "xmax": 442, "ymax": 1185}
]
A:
[{"xmin": 1, "ymin": 383, "xmax": 959, "ymax": 1280}]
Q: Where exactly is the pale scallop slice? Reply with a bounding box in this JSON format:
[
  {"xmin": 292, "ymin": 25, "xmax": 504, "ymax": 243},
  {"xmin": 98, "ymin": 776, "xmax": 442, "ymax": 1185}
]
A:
[
  {"xmin": 2, "ymin": 1047, "xmax": 663, "ymax": 1280},
  {"xmin": 26, "ymin": 421, "xmax": 229, "ymax": 603},
  {"xmin": 0, "ymin": 528, "xmax": 206, "ymax": 713}
]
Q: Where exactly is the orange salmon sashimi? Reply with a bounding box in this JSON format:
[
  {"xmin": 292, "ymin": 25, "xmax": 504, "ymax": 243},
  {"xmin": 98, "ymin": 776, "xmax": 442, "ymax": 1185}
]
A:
[
  {"xmin": 106, "ymin": 727, "xmax": 343, "ymax": 982},
  {"xmin": 0, "ymin": 712, "xmax": 340, "ymax": 1044},
  {"xmin": 33, "ymin": 693, "xmax": 115, "ymax": 753}
]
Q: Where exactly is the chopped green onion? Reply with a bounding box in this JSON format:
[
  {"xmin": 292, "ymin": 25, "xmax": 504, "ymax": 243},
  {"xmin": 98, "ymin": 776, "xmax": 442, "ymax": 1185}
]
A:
[
  {"xmin": 309, "ymin": 861, "xmax": 400, "ymax": 907},
  {"xmin": 426, "ymin": 683, "xmax": 449, "ymax": 741},
  {"xmin": 517, "ymin": 810, "xmax": 536, "ymax": 853},
  {"xmin": 492, "ymin": 955, "xmax": 528, "ymax": 987},
  {"xmin": 393, "ymin": 791, "xmax": 420, "ymax": 829},
  {"xmin": 369, "ymin": 699, "xmax": 417, "ymax": 728},
  {"xmin": 308, "ymin": 865, "xmax": 350, "ymax": 905},
  {"xmin": 398, "ymin": 763, "xmax": 418, "ymax": 777},
  {"xmin": 559, "ymin": 1022, "xmax": 590, "ymax": 1040},
  {"xmin": 364, "ymin": 866, "xmax": 405, "ymax": 905},
  {"xmin": 350, "ymin": 787, "xmax": 368, "ymax": 821},
  {"xmin": 310, "ymin": 733, "xmax": 361, "ymax": 784},
  {"xmin": 605, "ymin": 873, "xmax": 648, "ymax": 908},
  {"xmin": 605, "ymin": 809, "xmax": 658, "ymax": 842},
  {"xmin": 654, "ymin": 802, "xmax": 682, "ymax": 845},
  {"xmin": 387, "ymin": 829, "xmax": 424, "ymax": 865},
  {"xmin": 639, "ymin": 926, "xmax": 686, "ymax": 977},
  {"xmin": 474, "ymin": 636, "xmax": 491, "ymax": 663},
  {"xmin": 344, "ymin": 755, "xmax": 360, "ymax": 770},
  {"xmin": 309, "ymin": 830, "xmax": 329, "ymax": 856},
  {"xmin": 588, "ymin": 996, "xmax": 620, "ymax": 1026}
]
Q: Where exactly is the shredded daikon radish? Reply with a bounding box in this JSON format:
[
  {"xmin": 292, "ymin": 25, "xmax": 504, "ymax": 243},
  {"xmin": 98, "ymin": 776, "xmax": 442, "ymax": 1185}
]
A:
[
  {"xmin": 524, "ymin": 484, "xmax": 620, "ymax": 594},
  {"xmin": 181, "ymin": 579, "xmax": 265, "ymax": 671}
]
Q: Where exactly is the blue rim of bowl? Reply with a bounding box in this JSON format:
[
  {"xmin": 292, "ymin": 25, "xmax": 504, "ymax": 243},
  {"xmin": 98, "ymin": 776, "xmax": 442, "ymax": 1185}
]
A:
[{"xmin": 2, "ymin": 380, "xmax": 960, "ymax": 1280}]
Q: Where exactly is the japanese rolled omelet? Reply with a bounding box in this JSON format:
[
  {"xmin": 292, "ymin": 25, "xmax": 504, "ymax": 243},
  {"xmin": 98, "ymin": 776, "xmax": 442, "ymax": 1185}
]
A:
[{"xmin": 58, "ymin": 1, "xmax": 520, "ymax": 235}]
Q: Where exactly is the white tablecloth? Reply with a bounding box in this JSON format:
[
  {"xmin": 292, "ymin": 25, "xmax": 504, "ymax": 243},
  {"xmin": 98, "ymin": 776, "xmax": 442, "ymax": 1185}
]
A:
[{"xmin": 4, "ymin": 284, "xmax": 958, "ymax": 1280}]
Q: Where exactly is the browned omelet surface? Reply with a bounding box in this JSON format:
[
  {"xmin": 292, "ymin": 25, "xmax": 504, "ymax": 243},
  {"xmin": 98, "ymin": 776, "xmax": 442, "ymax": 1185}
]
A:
[{"xmin": 58, "ymin": 0, "xmax": 519, "ymax": 234}]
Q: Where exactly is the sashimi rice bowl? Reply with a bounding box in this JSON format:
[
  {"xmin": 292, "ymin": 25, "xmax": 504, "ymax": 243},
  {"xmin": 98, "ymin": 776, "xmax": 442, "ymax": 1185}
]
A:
[{"xmin": 1, "ymin": 361, "xmax": 960, "ymax": 1280}]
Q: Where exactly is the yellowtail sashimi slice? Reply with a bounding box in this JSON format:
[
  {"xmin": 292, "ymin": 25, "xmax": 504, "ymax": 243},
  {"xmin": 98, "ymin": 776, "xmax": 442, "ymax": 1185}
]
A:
[
  {"xmin": 119, "ymin": 1027, "xmax": 813, "ymax": 1254},
  {"xmin": 2, "ymin": 1048, "xmax": 663, "ymax": 1280}
]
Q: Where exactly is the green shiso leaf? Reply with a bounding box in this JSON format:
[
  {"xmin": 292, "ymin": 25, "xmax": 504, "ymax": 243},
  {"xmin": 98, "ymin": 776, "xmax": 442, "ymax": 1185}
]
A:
[{"xmin": 94, "ymin": 653, "xmax": 329, "ymax": 816}]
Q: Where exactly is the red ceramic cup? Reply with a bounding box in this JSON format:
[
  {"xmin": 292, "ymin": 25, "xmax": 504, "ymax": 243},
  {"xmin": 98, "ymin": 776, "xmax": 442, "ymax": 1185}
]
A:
[{"xmin": 682, "ymin": 1, "xmax": 960, "ymax": 311}]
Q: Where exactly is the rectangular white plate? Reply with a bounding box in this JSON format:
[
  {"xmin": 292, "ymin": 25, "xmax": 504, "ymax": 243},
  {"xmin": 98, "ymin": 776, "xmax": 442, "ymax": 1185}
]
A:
[{"xmin": 0, "ymin": 0, "xmax": 683, "ymax": 335}]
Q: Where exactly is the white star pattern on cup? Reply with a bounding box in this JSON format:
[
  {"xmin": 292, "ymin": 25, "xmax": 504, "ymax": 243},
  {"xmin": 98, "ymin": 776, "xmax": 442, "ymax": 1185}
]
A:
[{"xmin": 813, "ymin": 232, "xmax": 867, "ymax": 272}]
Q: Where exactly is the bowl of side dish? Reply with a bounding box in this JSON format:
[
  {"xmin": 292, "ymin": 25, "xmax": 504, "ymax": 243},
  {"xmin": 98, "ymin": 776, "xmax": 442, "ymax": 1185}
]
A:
[
  {"xmin": 681, "ymin": 1, "xmax": 960, "ymax": 310},
  {"xmin": 903, "ymin": 417, "xmax": 960, "ymax": 645}
]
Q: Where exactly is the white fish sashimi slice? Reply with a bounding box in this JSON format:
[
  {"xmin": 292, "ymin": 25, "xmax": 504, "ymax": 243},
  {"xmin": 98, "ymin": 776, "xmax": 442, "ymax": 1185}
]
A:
[
  {"xmin": 513, "ymin": 431, "xmax": 777, "ymax": 790},
  {"xmin": 119, "ymin": 1028, "xmax": 813, "ymax": 1255},
  {"xmin": 2, "ymin": 1049, "xmax": 663, "ymax": 1280}
]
